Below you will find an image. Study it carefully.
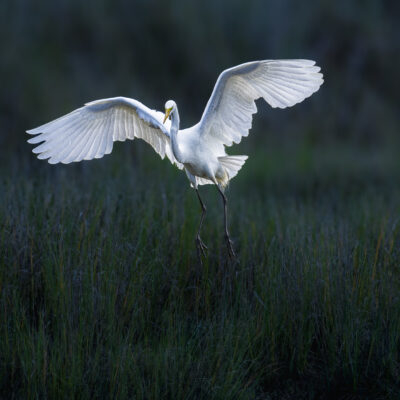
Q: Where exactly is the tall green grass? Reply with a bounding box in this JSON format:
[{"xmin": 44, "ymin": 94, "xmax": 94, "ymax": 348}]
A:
[{"xmin": 1, "ymin": 141, "xmax": 400, "ymax": 399}]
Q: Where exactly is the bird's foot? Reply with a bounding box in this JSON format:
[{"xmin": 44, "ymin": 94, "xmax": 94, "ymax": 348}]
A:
[
  {"xmin": 195, "ymin": 235, "xmax": 208, "ymax": 259},
  {"xmin": 224, "ymin": 234, "xmax": 236, "ymax": 260}
]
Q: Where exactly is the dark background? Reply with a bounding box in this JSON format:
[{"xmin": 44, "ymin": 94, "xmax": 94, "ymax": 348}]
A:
[{"xmin": 1, "ymin": 0, "xmax": 399, "ymax": 156}]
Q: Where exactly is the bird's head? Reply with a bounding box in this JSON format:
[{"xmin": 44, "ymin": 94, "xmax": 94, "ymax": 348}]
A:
[{"xmin": 163, "ymin": 100, "xmax": 176, "ymax": 123}]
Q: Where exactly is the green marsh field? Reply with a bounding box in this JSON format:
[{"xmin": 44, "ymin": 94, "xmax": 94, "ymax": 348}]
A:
[{"xmin": 1, "ymin": 136, "xmax": 400, "ymax": 399}]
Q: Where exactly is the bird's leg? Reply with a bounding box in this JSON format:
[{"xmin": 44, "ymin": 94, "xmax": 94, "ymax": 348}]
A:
[
  {"xmin": 217, "ymin": 185, "xmax": 236, "ymax": 260},
  {"xmin": 195, "ymin": 189, "xmax": 208, "ymax": 258}
]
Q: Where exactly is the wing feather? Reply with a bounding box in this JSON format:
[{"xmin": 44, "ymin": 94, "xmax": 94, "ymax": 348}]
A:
[
  {"xmin": 76, "ymin": 119, "xmax": 97, "ymax": 162},
  {"xmin": 87, "ymin": 116, "xmax": 105, "ymax": 160},
  {"xmin": 66, "ymin": 114, "xmax": 100, "ymax": 163},
  {"xmin": 199, "ymin": 59, "xmax": 323, "ymax": 152},
  {"xmin": 96, "ymin": 110, "xmax": 111, "ymax": 158},
  {"xmin": 27, "ymin": 97, "xmax": 180, "ymax": 166},
  {"xmin": 50, "ymin": 114, "xmax": 92, "ymax": 163},
  {"xmin": 104, "ymin": 110, "xmax": 114, "ymax": 155},
  {"xmin": 72, "ymin": 114, "xmax": 98, "ymax": 161}
]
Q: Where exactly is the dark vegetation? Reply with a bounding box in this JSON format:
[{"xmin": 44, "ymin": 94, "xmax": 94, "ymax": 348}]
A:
[{"xmin": 1, "ymin": 0, "xmax": 399, "ymax": 398}]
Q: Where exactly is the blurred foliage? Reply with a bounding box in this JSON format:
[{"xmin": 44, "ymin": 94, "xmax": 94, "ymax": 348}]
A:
[
  {"xmin": 0, "ymin": 0, "xmax": 399, "ymax": 158},
  {"xmin": 2, "ymin": 144, "xmax": 400, "ymax": 398}
]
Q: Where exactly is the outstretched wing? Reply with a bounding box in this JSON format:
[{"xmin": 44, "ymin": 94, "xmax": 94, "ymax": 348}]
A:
[
  {"xmin": 27, "ymin": 96, "xmax": 181, "ymax": 166},
  {"xmin": 199, "ymin": 59, "xmax": 323, "ymax": 152}
]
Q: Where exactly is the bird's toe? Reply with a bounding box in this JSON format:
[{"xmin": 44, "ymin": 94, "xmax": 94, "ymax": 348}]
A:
[
  {"xmin": 224, "ymin": 234, "xmax": 236, "ymax": 260},
  {"xmin": 195, "ymin": 236, "xmax": 208, "ymax": 259}
]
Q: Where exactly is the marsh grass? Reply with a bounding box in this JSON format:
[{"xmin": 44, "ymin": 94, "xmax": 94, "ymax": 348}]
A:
[{"xmin": 1, "ymin": 140, "xmax": 400, "ymax": 399}]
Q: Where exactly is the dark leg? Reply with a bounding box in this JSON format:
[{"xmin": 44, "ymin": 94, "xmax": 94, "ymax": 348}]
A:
[
  {"xmin": 195, "ymin": 189, "xmax": 208, "ymax": 258},
  {"xmin": 216, "ymin": 185, "xmax": 236, "ymax": 259}
]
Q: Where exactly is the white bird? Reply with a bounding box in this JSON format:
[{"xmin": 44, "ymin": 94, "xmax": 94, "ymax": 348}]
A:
[{"xmin": 27, "ymin": 59, "xmax": 323, "ymax": 259}]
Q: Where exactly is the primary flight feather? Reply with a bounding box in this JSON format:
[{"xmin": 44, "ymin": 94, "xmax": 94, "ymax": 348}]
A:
[{"xmin": 27, "ymin": 59, "xmax": 323, "ymax": 259}]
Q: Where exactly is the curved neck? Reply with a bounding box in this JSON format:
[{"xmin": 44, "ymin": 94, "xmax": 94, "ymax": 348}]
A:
[{"xmin": 170, "ymin": 108, "xmax": 184, "ymax": 163}]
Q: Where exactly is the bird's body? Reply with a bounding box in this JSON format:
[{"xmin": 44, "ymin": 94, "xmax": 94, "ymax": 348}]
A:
[
  {"xmin": 173, "ymin": 124, "xmax": 236, "ymax": 188},
  {"xmin": 27, "ymin": 59, "xmax": 323, "ymax": 259}
]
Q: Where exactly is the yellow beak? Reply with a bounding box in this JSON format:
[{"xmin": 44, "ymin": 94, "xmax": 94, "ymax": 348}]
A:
[{"xmin": 163, "ymin": 108, "xmax": 172, "ymax": 124}]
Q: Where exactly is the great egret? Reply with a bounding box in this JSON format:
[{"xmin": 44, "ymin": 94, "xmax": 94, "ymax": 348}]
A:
[{"xmin": 27, "ymin": 59, "xmax": 323, "ymax": 259}]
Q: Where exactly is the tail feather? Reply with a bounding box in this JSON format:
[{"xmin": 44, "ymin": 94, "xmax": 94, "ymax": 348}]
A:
[{"xmin": 217, "ymin": 155, "xmax": 248, "ymax": 187}]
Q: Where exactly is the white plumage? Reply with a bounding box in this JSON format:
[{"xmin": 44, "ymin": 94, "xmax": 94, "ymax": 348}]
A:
[
  {"xmin": 27, "ymin": 59, "xmax": 323, "ymax": 259},
  {"xmin": 27, "ymin": 97, "xmax": 177, "ymax": 166}
]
